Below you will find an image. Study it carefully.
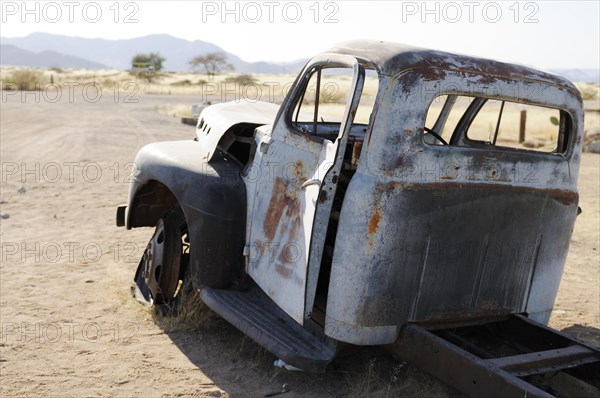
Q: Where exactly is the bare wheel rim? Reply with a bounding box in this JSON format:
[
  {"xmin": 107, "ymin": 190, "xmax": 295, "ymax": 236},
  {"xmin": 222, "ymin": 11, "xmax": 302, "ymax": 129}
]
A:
[{"xmin": 142, "ymin": 212, "xmax": 184, "ymax": 303}]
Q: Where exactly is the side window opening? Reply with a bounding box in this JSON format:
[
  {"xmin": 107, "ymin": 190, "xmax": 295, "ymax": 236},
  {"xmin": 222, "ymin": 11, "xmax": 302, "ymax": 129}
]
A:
[
  {"xmin": 425, "ymin": 95, "xmax": 459, "ymax": 140},
  {"xmin": 289, "ymin": 66, "xmax": 378, "ymax": 143},
  {"xmin": 424, "ymin": 95, "xmax": 570, "ymax": 154}
]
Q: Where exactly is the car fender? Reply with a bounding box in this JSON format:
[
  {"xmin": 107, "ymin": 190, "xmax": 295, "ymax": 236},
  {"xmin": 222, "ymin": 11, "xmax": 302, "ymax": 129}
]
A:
[{"xmin": 126, "ymin": 140, "xmax": 246, "ymax": 289}]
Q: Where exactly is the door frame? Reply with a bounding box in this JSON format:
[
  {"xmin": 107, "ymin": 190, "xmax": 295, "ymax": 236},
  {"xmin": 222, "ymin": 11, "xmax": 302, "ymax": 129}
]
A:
[{"xmin": 245, "ymin": 54, "xmax": 365, "ymax": 324}]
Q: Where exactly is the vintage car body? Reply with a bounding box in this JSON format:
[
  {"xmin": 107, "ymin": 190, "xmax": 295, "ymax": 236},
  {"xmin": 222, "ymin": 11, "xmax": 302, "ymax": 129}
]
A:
[{"xmin": 116, "ymin": 41, "xmax": 595, "ymax": 394}]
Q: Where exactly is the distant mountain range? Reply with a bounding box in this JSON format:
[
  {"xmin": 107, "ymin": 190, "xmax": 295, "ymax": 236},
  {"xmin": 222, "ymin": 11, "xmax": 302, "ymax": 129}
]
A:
[
  {"xmin": 547, "ymin": 69, "xmax": 600, "ymax": 84},
  {"xmin": 1, "ymin": 33, "xmax": 598, "ymax": 82},
  {"xmin": 0, "ymin": 33, "xmax": 306, "ymax": 74},
  {"xmin": 0, "ymin": 44, "xmax": 107, "ymax": 69}
]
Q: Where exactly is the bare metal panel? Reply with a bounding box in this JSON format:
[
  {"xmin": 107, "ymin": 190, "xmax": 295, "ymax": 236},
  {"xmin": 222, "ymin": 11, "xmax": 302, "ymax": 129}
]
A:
[
  {"xmin": 244, "ymin": 55, "xmax": 363, "ymax": 323},
  {"xmin": 196, "ymin": 101, "xmax": 280, "ymax": 162},
  {"xmin": 325, "ymin": 62, "xmax": 583, "ymax": 344}
]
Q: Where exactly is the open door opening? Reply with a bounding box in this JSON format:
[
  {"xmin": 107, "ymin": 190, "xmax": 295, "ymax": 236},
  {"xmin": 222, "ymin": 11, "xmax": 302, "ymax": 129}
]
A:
[
  {"xmin": 246, "ymin": 55, "xmax": 368, "ymax": 324},
  {"xmin": 306, "ymin": 69, "xmax": 380, "ymax": 326}
]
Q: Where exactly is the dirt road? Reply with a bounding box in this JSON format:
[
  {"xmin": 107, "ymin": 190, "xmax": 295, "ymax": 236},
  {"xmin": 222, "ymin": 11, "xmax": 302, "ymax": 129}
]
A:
[{"xmin": 1, "ymin": 92, "xmax": 598, "ymax": 397}]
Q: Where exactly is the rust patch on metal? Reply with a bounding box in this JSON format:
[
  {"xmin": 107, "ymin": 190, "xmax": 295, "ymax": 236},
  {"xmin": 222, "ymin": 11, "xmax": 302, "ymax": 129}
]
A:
[
  {"xmin": 293, "ymin": 160, "xmax": 306, "ymax": 182},
  {"xmin": 475, "ymin": 74, "xmax": 501, "ymax": 85},
  {"xmin": 352, "ymin": 141, "xmax": 363, "ymax": 166},
  {"xmin": 379, "ymin": 180, "xmax": 578, "ymax": 206},
  {"xmin": 262, "ymin": 177, "xmax": 303, "ymax": 280},
  {"xmin": 276, "ymin": 250, "xmax": 293, "ymax": 278},
  {"xmin": 263, "ymin": 178, "xmax": 286, "ymax": 241},
  {"xmin": 289, "ymin": 128, "xmax": 327, "ymax": 144},
  {"xmin": 368, "ymin": 208, "xmax": 381, "ymax": 234},
  {"xmin": 419, "ymin": 67, "xmax": 449, "ymax": 82},
  {"xmin": 395, "ymin": 156, "xmax": 404, "ymax": 169},
  {"xmin": 376, "ymin": 181, "xmax": 399, "ymax": 193},
  {"xmin": 263, "ymin": 177, "xmax": 301, "ymax": 241}
]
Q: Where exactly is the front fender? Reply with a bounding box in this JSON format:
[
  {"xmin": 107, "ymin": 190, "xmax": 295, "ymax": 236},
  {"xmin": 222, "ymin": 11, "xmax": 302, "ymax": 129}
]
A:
[{"xmin": 126, "ymin": 140, "xmax": 246, "ymax": 289}]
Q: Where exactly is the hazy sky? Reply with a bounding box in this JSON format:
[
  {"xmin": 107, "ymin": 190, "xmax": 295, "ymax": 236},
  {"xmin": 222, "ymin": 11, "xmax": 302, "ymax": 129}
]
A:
[{"xmin": 1, "ymin": 1, "xmax": 599, "ymax": 69}]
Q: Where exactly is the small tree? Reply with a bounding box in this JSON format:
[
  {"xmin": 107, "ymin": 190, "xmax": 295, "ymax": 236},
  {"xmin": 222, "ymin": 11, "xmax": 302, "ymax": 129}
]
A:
[
  {"xmin": 131, "ymin": 52, "xmax": 165, "ymax": 72},
  {"xmin": 189, "ymin": 52, "xmax": 233, "ymax": 81},
  {"xmin": 131, "ymin": 52, "xmax": 165, "ymax": 81}
]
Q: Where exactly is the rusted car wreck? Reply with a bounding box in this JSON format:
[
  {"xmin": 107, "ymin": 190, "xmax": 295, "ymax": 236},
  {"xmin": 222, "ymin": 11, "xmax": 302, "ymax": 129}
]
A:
[{"xmin": 116, "ymin": 41, "xmax": 599, "ymax": 397}]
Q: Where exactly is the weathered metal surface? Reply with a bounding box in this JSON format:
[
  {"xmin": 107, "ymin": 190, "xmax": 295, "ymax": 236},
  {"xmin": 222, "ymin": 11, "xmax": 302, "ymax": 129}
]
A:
[
  {"xmin": 126, "ymin": 141, "xmax": 247, "ymax": 289},
  {"xmin": 488, "ymin": 345, "xmax": 599, "ymax": 377},
  {"xmin": 139, "ymin": 216, "xmax": 182, "ymax": 301},
  {"xmin": 304, "ymin": 61, "xmax": 365, "ymax": 320},
  {"xmin": 119, "ymin": 41, "xmax": 587, "ymax": 381},
  {"xmin": 324, "ymin": 45, "xmax": 583, "ymax": 344},
  {"xmin": 243, "ymin": 54, "xmax": 363, "ymax": 324},
  {"xmin": 196, "ymin": 101, "xmax": 280, "ymax": 162},
  {"xmin": 391, "ymin": 323, "xmax": 555, "ymax": 398},
  {"xmin": 243, "ymin": 131, "xmax": 330, "ymax": 323},
  {"xmin": 327, "ymin": 41, "xmax": 580, "ymax": 97},
  {"xmin": 200, "ymin": 284, "xmax": 337, "ymax": 372},
  {"xmin": 390, "ymin": 316, "xmax": 600, "ymax": 398}
]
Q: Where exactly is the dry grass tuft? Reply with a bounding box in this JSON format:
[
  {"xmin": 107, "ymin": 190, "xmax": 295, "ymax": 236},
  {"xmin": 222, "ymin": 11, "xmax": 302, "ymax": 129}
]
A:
[
  {"xmin": 4, "ymin": 69, "xmax": 47, "ymax": 90},
  {"xmin": 152, "ymin": 284, "xmax": 221, "ymax": 332},
  {"xmin": 235, "ymin": 336, "xmax": 271, "ymax": 369},
  {"xmin": 224, "ymin": 74, "xmax": 259, "ymax": 86},
  {"xmin": 155, "ymin": 103, "xmax": 194, "ymax": 118},
  {"xmin": 575, "ymin": 83, "xmax": 600, "ymax": 101},
  {"xmin": 343, "ymin": 354, "xmax": 455, "ymax": 398},
  {"xmin": 346, "ymin": 358, "xmax": 410, "ymax": 398}
]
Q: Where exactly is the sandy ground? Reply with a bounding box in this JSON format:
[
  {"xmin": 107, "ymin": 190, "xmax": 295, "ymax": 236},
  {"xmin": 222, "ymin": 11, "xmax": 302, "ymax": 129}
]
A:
[{"xmin": 0, "ymin": 91, "xmax": 598, "ymax": 397}]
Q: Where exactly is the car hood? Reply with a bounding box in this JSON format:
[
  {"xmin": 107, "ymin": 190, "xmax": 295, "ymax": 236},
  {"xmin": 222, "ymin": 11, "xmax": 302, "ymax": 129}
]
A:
[{"xmin": 196, "ymin": 101, "xmax": 280, "ymax": 161}]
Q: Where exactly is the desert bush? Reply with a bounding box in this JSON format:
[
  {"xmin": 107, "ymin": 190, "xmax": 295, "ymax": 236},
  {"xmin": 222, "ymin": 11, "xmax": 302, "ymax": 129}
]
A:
[
  {"xmin": 152, "ymin": 283, "xmax": 220, "ymax": 332},
  {"xmin": 4, "ymin": 69, "xmax": 47, "ymax": 91},
  {"xmin": 345, "ymin": 356, "xmax": 452, "ymax": 398},
  {"xmin": 155, "ymin": 103, "xmax": 193, "ymax": 118},
  {"xmin": 224, "ymin": 74, "xmax": 259, "ymax": 86},
  {"xmin": 171, "ymin": 79, "xmax": 193, "ymax": 86},
  {"xmin": 101, "ymin": 78, "xmax": 117, "ymax": 86},
  {"xmin": 576, "ymin": 83, "xmax": 599, "ymax": 101}
]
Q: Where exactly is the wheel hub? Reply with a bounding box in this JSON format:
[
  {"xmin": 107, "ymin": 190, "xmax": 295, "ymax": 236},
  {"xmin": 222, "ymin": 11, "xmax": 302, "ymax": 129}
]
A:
[{"xmin": 139, "ymin": 217, "xmax": 182, "ymax": 302}]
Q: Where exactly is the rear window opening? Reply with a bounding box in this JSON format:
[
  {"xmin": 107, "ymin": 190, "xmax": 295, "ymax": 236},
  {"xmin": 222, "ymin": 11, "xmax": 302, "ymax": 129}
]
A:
[{"xmin": 424, "ymin": 95, "xmax": 572, "ymax": 154}]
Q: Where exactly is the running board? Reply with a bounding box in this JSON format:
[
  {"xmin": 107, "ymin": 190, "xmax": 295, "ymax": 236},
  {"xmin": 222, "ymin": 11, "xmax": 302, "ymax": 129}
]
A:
[
  {"xmin": 199, "ymin": 285, "xmax": 337, "ymax": 372},
  {"xmin": 389, "ymin": 314, "xmax": 600, "ymax": 398}
]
